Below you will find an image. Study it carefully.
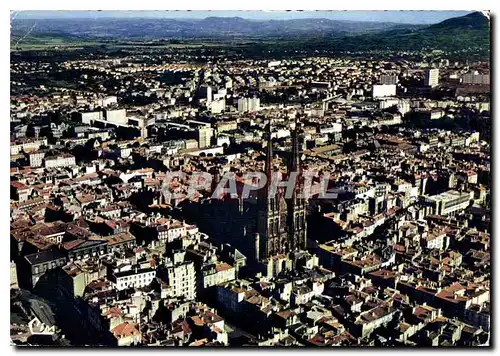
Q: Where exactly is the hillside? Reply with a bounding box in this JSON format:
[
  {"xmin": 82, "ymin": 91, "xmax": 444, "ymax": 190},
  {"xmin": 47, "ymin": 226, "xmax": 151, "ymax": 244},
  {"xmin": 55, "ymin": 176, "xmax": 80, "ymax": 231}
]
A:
[
  {"xmin": 427, "ymin": 11, "xmax": 489, "ymax": 31},
  {"xmin": 322, "ymin": 11, "xmax": 490, "ymax": 54},
  {"xmin": 10, "ymin": 12, "xmax": 490, "ymax": 58}
]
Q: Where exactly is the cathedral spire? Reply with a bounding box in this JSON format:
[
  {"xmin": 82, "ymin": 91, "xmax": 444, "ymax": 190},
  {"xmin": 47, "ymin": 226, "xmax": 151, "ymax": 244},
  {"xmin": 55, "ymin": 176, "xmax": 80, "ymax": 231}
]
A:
[
  {"xmin": 266, "ymin": 118, "xmax": 273, "ymax": 182},
  {"xmin": 290, "ymin": 115, "xmax": 301, "ymax": 175},
  {"xmin": 263, "ymin": 118, "xmax": 278, "ymax": 213},
  {"xmin": 286, "ymin": 114, "xmax": 306, "ymax": 253}
]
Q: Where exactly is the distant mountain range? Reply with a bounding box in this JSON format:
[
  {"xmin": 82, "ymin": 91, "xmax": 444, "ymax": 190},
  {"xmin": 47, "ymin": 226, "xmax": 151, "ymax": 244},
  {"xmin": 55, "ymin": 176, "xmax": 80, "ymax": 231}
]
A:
[
  {"xmin": 11, "ymin": 12, "xmax": 490, "ymax": 53},
  {"xmin": 11, "ymin": 16, "xmax": 426, "ymax": 39}
]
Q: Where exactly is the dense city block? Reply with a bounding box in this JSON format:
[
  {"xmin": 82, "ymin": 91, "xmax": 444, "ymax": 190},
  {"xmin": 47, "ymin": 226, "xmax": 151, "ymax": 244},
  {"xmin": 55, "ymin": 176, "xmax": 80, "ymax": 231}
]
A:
[{"xmin": 10, "ymin": 11, "xmax": 490, "ymax": 347}]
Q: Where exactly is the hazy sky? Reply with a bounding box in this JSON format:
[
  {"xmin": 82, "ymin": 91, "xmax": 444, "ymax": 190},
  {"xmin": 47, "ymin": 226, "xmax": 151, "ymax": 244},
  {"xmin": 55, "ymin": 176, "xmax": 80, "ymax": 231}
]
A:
[{"xmin": 12, "ymin": 10, "xmax": 474, "ymax": 24}]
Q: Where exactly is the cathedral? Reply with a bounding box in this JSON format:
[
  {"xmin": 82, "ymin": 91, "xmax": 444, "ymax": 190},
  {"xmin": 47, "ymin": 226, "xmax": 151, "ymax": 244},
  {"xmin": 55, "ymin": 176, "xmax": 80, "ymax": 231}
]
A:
[
  {"xmin": 256, "ymin": 118, "xmax": 307, "ymax": 260},
  {"xmin": 181, "ymin": 117, "xmax": 308, "ymax": 264}
]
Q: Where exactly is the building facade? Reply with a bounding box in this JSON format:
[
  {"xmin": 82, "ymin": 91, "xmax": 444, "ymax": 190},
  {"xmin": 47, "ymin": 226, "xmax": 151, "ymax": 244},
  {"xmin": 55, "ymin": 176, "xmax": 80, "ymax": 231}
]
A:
[{"xmin": 425, "ymin": 69, "xmax": 440, "ymax": 87}]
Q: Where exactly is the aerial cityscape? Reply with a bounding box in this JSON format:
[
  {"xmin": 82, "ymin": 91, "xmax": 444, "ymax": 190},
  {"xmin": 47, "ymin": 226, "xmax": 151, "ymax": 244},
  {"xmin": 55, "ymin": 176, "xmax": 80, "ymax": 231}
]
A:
[{"xmin": 10, "ymin": 10, "xmax": 490, "ymax": 347}]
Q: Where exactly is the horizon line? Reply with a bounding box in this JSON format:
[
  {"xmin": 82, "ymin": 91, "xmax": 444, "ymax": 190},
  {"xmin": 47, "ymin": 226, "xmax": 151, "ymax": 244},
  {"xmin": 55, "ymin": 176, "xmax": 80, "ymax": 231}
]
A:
[{"xmin": 11, "ymin": 10, "xmax": 475, "ymax": 25}]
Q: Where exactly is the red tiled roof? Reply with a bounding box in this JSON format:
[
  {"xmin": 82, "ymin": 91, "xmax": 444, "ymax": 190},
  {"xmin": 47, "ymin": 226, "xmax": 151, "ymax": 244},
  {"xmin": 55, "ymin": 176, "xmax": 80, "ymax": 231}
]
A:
[
  {"xmin": 62, "ymin": 239, "xmax": 85, "ymax": 250},
  {"xmin": 112, "ymin": 322, "xmax": 140, "ymax": 337}
]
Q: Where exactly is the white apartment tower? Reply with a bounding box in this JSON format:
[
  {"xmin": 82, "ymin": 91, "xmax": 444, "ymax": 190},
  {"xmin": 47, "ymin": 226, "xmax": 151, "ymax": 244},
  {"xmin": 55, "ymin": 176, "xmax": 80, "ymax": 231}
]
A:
[
  {"xmin": 237, "ymin": 97, "xmax": 260, "ymax": 113},
  {"xmin": 198, "ymin": 127, "xmax": 213, "ymax": 148},
  {"xmin": 425, "ymin": 69, "xmax": 440, "ymax": 87}
]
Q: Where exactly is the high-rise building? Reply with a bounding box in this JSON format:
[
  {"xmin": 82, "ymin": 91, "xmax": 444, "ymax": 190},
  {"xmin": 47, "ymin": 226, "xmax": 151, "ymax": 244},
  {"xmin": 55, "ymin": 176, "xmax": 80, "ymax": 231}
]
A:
[
  {"xmin": 209, "ymin": 98, "xmax": 225, "ymax": 114},
  {"xmin": 198, "ymin": 127, "xmax": 213, "ymax": 148},
  {"xmin": 237, "ymin": 97, "xmax": 260, "ymax": 113},
  {"xmin": 379, "ymin": 74, "xmax": 398, "ymax": 85},
  {"xmin": 424, "ymin": 69, "xmax": 440, "ymax": 87},
  {"xmin": 462, "ymin": 71, "xmax": 490, "ymax": 85}
]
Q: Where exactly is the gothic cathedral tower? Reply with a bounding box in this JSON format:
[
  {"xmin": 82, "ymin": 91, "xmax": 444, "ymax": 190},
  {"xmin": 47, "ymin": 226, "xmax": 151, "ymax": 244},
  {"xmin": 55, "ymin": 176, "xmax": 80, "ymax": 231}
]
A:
[
  {"xmin": 257, "ymin": 118, "xmax": 307, "ymax": 261},
  {"xmin": 286, "ymin": 116, "xmax": 307, "ymax": 252},
  {"xmin": 257, "ymin": 120, "xmax": 288, "ymax": 260}
]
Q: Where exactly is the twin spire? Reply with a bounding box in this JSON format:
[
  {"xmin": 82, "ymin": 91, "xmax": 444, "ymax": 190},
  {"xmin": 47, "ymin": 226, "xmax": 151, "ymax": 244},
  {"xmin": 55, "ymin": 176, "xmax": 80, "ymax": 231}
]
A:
[
  {"xmin": 290, "ymin": 115, "xmax": 301, "ymax": 174},
  {"xmin": 265, "ymin": 115, "xmax": 302, "ymax": 180},
  {"xmin": 265, "ymin": 119, "xmax": 274, "ymax": 183}
]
